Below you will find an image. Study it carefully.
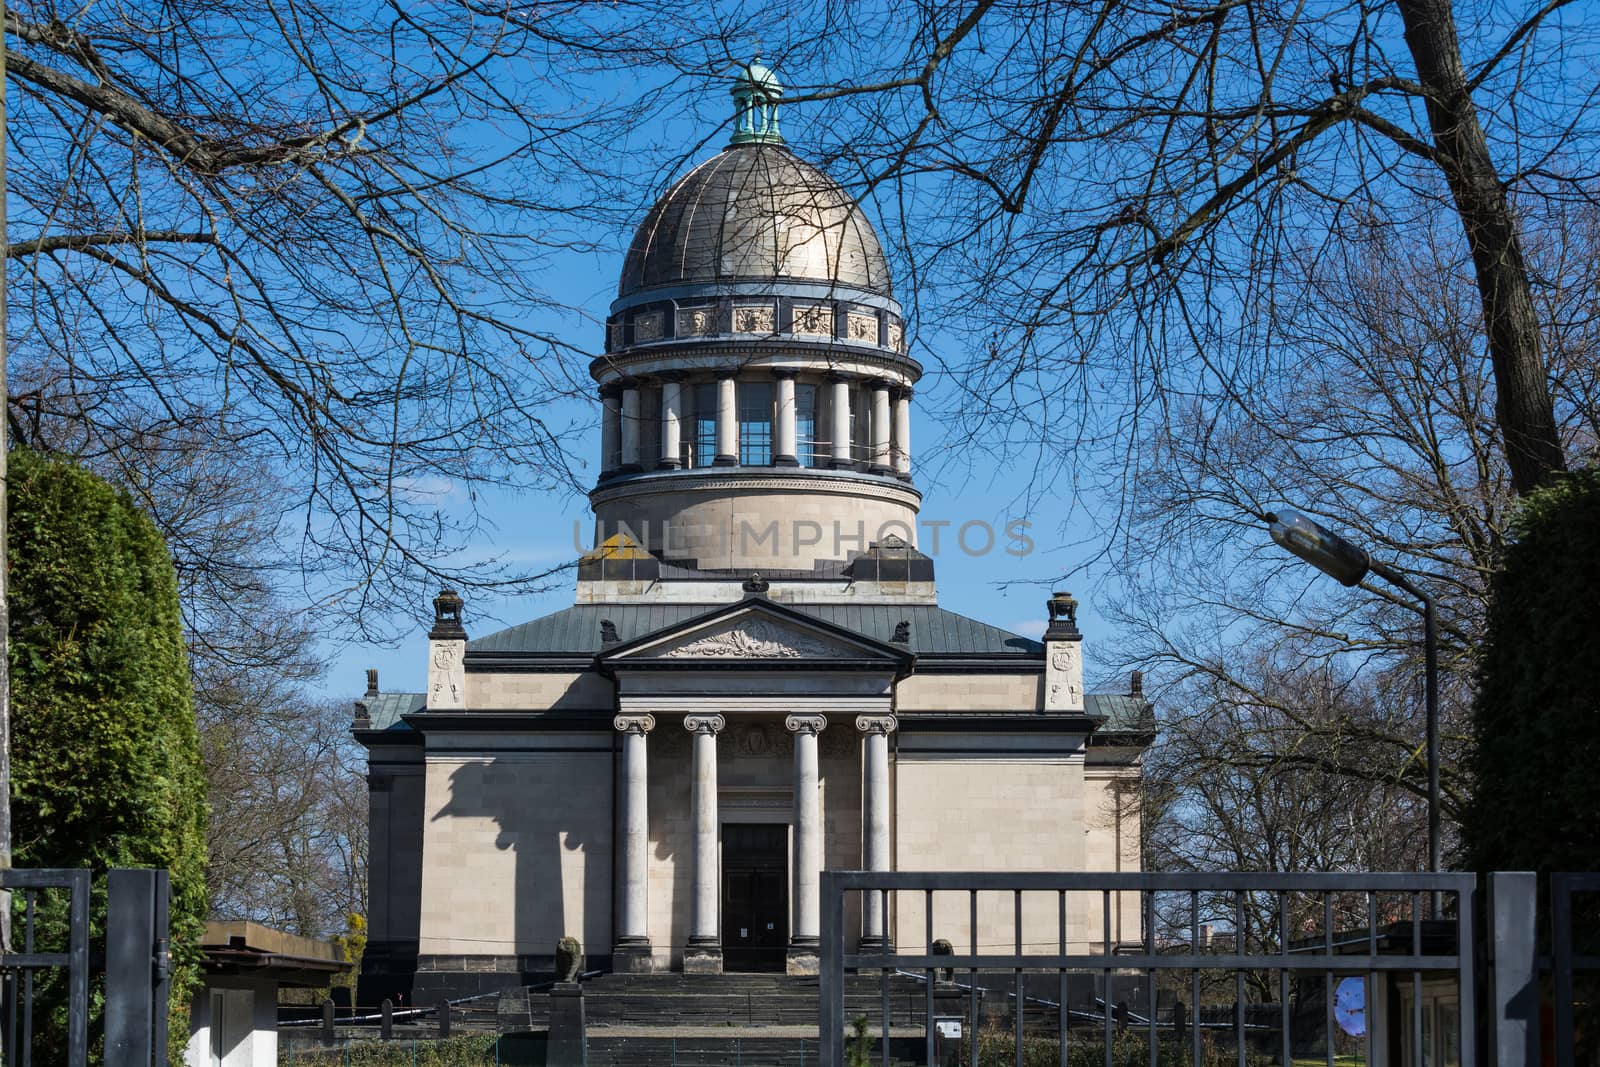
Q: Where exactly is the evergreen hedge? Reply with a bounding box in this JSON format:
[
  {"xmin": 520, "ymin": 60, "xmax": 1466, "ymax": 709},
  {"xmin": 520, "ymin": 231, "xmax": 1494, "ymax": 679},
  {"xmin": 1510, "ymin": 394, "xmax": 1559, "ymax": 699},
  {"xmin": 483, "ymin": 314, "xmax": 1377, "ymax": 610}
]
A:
[
  {"xmin": 9, "ymin": 446, "xmax": 208, "ymax": 1058},
  {"xmin": 1465, "ymin": 467, "xmax": 1600, "ymax": 873}
]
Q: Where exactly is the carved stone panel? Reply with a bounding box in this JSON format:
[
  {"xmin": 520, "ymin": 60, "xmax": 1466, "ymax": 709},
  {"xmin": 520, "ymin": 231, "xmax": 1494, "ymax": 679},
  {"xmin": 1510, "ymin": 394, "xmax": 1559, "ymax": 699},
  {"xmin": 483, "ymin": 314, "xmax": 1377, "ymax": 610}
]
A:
[
  {"xmin": 658, "ymin": 618, "xmax": 849, "ymax": 660},
  {"xmin": 633, "ymin": 311, "xmax": 663, "ymax": 342},
  {"xmin": 887, "ymin": 321, "xmax": 904, "ymax": 352},
  {"xmin": 733, "ymin": 305, "xmax": 776, "ymax": 334},
  {"xmin": 847, "ymin": 312, "xmax": 879, "ymax": 343},
  {"xmin": 677, "ymin": 307, "xmax": 717, "ymax": 336},
  {"xmin": 792, "ymin": 304, "xmax": 833, "ymax": 337}
]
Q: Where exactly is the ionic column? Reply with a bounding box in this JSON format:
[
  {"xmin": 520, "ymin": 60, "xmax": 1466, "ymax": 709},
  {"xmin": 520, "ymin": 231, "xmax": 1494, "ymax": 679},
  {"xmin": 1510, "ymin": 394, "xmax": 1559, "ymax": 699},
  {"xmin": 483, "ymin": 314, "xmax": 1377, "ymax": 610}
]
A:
[
  {"xmin": 715, "ymin": 375, "xmax": 738, "ymax": 466},
  {"xmin": 857, "ymin": 715, "xmax": 897, "ymax": 950},
  {"xmin": 893, "ymin": 390, "xmax": 912, "ymax": 478},
  {"xmin": 870, "ymin": 382, "xmax": 892, "ymax": 473},
  {"xmin": 774, "ymin": 372, "xmax": 798, "ymax": 467},
  {"xmin": 786, "ymin": 713, "xmax": 827, "ymax": 974},
  {"xmin": 829, "ymin": 377, "xmax": 852, "ymax": 469},
  {"xmin": 613, "ymin": 714, "xmax": 655, "ymax": 971},
  {"xmin": 600, "ymin": 387, "xmax": 622, "ymax": 475},
  {"xmin": 660, "ymin": 377, "xmax": 682, "ymax": 470},
  {"xmin": 620, "ymin": 383, "xmax": 642, "ymax": 472},
  {"xmin": 684, "ymin": 714, "xmax": 726, "ymax": 973}
]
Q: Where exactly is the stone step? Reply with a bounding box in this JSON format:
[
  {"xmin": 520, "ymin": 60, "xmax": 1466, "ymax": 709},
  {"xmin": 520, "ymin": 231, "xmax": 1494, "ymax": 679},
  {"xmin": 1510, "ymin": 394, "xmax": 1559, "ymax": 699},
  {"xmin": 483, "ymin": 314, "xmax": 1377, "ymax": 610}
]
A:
[{"xmin": 585, "ymin": 1033, "xmax": 926, "ymax": 1067}]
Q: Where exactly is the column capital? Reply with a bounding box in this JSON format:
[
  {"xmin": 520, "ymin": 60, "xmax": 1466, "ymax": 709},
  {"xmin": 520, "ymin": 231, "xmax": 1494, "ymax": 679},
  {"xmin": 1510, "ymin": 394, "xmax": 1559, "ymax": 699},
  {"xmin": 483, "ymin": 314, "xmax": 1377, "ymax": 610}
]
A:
[
  {"xmin": 772, "ymin": 367, "xmax": 798, "ymax": 380},
  {"xmin": 684, "ymin": 713, "xmax": 727, "ymax": 735},
  {"xmin": 617, "ymin": 376, "xmax": 642, "ymax": 392},
  {"xmin": 891, "ymin": 385, "xmax": 914, "ymax": 401},
  {"xmin": 866, "ymin": 377, "xmax": 890, "ymax": 391},
  {"xmin": 825, "ymin": 370, "xmax": 852, "ymax": 384},
  {"xmin": 614, "ymin": 714, "xmax": 656, "ymax": 735},
  {"xmin": 655, "ymin": 369, "xmax": 689, "ymax": 383},
  {"xmin": 855, "ymin": 714, "xmax": 898, "ymax": 736},
  {"xmin": 599, "ymin": 381, "xmax": 625, "ymax": 400},
  {"xmin": 785, "ymin": 713, "xmax": 828, "ymax": 736}
]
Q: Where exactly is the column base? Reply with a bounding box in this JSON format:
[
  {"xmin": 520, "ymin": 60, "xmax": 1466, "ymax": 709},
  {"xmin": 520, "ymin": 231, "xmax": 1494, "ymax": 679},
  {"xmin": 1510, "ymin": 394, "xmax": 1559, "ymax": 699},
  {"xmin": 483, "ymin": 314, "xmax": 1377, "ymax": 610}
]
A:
[
  {"xmin": 612, "ymin": 941, "xmax": 656, "ymax": 974},
  {"xmin": 682, "ymin": 942, "xmax": 723, "ymax": 974},
  {"xmin": 785, "ymin": 942, "xmax": 820, "ymax": 976},
  {"xmin": 713, "ymin": 454, "xmax": 739, "ymax": 466},
  {"xmin": 655, "ymin": 459, "xmax": 681, "ymax": 470},
  {"xmin": 773, "ymin": 454, "xmax": 799, "ymax": 467},
  {"xmin": 828, "ymin": 459, "xmax": 855, "ymax": 470},
  {"xmin": 870, "ymin": 464, "xmax": 893, "ymax": 476},
  {"xmin": 857, "ymin": 935, "xmax": 889, "ymax": 955}
]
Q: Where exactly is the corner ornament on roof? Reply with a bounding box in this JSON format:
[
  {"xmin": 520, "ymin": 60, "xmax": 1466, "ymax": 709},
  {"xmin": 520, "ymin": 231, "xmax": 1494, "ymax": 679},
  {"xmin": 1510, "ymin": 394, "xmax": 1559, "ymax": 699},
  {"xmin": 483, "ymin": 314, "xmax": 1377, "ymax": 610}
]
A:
[{"xmin": 729, "ymin": 56, "xmax": 784, "ymax": 146}]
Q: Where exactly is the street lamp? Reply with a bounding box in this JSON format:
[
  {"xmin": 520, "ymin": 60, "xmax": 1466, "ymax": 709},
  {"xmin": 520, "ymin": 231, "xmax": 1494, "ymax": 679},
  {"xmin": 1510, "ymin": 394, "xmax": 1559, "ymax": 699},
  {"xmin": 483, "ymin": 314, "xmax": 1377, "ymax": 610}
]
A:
[{"xmin": 1265, "ymin": 509, "xmax": 1441, "ymax": 885}]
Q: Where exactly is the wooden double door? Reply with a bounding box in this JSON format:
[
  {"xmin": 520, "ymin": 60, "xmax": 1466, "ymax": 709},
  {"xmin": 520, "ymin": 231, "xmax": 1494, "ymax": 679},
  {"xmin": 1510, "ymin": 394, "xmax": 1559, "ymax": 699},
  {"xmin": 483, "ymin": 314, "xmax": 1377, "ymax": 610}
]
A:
[{"xmin": 721, "ymin": 823, "xmax": 788, "ymax": 972}]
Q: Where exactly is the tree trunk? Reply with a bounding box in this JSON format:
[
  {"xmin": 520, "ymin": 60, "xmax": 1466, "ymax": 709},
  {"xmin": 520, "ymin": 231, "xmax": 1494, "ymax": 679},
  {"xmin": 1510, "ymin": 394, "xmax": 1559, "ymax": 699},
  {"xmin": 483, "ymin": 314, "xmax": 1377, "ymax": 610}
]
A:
[{"xmin": 1397, "ymin": 0, "xmax": 1566, "ymax": 494}]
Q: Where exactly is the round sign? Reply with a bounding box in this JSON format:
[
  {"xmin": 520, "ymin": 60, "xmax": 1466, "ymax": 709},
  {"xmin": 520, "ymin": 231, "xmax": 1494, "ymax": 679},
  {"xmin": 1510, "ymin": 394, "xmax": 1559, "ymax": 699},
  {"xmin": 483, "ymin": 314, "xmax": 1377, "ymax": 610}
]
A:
[{"xmin": 1334, "ymin": 976, "xmax": 1366, "ymax": 1037}]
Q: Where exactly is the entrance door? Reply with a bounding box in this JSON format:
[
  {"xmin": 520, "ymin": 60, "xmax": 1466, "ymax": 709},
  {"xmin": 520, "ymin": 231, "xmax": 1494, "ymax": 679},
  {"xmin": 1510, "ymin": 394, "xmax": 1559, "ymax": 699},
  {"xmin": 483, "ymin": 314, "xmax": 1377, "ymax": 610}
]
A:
[{"xmin": 721, "ymin": 823, "xmax": 788, "ymax": 972}]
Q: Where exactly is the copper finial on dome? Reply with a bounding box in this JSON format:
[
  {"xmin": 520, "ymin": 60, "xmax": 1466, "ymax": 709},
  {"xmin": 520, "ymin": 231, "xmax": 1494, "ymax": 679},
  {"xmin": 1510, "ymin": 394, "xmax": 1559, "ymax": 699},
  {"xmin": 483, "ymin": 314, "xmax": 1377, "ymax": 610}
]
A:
[{"xmin": 730, "ymin": 56, "xmax": 784, "ymax": 146}]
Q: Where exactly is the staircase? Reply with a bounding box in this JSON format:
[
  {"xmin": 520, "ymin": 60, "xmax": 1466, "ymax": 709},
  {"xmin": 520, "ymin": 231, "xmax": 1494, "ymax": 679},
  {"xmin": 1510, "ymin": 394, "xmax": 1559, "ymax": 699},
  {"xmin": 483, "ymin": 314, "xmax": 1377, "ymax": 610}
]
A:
[{"xmin": 496, "ymin": 971, "xmax": 936, "ymax": 1065}]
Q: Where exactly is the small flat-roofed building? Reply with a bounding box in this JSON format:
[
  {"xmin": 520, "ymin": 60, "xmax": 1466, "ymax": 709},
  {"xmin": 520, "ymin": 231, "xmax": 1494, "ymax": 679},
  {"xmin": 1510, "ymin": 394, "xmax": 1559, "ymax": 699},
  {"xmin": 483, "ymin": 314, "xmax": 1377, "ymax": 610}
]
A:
[{"xmin": 186, "ymin": 921, "xmax": 347, "ymax": 1067}]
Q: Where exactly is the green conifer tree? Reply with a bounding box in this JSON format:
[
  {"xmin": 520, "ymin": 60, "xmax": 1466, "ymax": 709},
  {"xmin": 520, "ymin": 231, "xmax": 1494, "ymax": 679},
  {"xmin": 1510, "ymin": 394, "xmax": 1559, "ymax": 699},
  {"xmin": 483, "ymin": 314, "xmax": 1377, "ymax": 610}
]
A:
[{"xmin": 8, "ymin": 446, "xmax": 207, "ymax": 1059}]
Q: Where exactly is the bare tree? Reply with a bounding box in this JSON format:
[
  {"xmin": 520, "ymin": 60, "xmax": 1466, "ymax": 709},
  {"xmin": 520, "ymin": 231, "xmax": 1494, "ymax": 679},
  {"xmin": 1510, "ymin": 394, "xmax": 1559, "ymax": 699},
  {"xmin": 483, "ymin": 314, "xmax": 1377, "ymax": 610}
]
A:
[
  {"xmin": 3, "ymin": 0, "xmax": 754, "ymax": 635},
  {"xmin": 751, "ymin": 0, "xmax": 1596, "ymax": 500}
]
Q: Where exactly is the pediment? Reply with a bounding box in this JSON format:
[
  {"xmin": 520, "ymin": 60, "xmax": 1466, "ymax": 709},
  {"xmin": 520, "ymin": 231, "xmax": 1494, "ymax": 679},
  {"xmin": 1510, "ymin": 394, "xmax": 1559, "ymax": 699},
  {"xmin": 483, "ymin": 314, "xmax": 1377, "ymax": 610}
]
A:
[{"xmin": 600, "ymin": 601, "xmax": 910, "ymax": 667}]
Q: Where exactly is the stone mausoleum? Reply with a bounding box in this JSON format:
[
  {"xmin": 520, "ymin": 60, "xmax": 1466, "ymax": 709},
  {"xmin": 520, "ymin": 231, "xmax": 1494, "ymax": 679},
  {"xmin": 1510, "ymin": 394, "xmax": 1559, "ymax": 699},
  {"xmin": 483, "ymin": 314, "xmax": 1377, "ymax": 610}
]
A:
[{"xmin": 355, "ymin": 65, "xmax": 1154, "ymax": 1004}]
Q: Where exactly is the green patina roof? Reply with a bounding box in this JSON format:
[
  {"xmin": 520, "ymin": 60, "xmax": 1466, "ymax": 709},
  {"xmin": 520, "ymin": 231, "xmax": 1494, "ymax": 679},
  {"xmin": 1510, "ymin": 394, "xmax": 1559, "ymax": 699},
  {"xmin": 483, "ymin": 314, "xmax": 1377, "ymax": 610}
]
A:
[
  {"xmin": 468, "ymin": 603, "xmax": 1043, "ymax": 658},
  {"xmin": 1084, "ymin": 692, "xmax": 1154, "ymax": 733},
  {"xmin": 357, "ymin": 691, "xmax": 425, "ymax": 732}
]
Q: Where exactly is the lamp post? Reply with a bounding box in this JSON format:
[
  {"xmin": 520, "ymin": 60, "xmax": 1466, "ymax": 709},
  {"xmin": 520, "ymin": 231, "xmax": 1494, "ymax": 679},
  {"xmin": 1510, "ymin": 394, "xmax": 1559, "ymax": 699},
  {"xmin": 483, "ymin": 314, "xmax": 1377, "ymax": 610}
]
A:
[{"xmin": 1265, "ymin": 509, "xmax": 1441, "ymax": 887}]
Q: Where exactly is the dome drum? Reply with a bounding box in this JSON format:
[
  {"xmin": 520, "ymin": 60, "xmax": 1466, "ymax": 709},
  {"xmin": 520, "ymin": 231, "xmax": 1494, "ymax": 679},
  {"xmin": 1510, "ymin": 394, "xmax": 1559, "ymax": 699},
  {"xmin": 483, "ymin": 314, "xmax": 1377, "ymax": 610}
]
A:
[{"xmin": 605, "ymin": 292, "xmax": 908, "ymax": 361}]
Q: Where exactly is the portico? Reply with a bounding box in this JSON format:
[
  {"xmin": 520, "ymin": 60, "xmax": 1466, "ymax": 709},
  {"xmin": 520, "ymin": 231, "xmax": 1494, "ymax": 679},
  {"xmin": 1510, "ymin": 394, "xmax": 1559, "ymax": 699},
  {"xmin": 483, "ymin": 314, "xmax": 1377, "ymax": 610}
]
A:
[{"xmin": 599, "ymin": 598, "xmax": 910, "ymax": 974}]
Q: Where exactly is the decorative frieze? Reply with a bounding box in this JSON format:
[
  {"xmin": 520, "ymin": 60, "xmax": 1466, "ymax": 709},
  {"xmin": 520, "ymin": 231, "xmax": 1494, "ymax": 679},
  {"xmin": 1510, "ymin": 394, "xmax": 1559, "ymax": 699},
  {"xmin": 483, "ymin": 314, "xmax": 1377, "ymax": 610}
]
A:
[
  {"xmin": 888, "ymin": 321, "xmax": 904, "ymax": 352},
  {"xmin": 732, "ymin": 305, "xmax": 776, "ymax": 334},
  {"xmin": 677, "ymin": 307, "xmax": 717, "ymax": 336},
  {"xmin": 793, "ymin": 304, "xmax": 833, "ymax": 337},
  {"xmin": 847, "ymin": 312, "xmax": 879, "ymax": 343},
  {"xmin": 633, "ymin": 311, "xmax": 664, "ymax": 342}
]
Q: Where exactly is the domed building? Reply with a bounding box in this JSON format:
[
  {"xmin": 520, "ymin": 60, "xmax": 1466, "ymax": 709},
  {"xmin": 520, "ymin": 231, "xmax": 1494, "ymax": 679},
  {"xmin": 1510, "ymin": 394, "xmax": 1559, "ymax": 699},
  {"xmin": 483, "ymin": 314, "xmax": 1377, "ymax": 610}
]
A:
[{"xmin": 355, "ymin": 65, "xmax": 1152, "ymax": 1003}]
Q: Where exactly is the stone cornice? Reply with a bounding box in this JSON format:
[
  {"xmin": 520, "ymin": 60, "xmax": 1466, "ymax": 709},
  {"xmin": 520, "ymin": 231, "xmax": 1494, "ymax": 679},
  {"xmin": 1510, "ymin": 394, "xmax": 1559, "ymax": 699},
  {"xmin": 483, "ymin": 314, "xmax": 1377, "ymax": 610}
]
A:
[
  {"xmin": 588, "ymin": 467, "xmax": 922, "ymax": 507},
  {"xmin": 590, "ymin": 343, "xmax": 922, "ymax": 386}
]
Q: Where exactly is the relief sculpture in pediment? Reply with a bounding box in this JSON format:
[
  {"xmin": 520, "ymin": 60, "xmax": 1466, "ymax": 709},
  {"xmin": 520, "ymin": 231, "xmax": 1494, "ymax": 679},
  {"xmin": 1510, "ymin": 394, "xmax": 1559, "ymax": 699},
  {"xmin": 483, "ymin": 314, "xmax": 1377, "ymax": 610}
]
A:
[{"xmin": 660, "ymin": 620, "xmax": 842, "ymax": 659}]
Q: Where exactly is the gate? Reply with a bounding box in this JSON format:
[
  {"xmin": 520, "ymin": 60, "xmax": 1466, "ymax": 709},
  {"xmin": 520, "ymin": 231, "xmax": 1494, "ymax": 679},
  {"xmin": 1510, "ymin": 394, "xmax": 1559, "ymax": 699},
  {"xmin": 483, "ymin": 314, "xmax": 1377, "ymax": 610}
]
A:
[
  {"xmin": 820, "ymin": 870, "xmax": 1479, "ymax": 1067},
  {"xmin": 1, "ymin": 868, "xmax": 171, "ymax": 1067}
]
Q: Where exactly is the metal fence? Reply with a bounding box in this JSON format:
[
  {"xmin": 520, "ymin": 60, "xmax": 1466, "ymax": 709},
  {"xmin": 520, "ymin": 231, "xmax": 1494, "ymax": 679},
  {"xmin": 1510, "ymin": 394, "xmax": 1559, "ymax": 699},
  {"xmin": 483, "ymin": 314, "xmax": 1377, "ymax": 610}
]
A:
[
  {"xmin": 0, "ymin": 869, "xmax": 91, "ymax": 1067},
  {"xmin": 1, "ymin": 868, "xmax": 171, "ymax": 1067},
  {"xmin": 1550, "ymin": 872, "xmax": 1600, "ymax": 1067},
  {"xmin": 820, "ymin": 870, "xmax": 1480, "ymax": 1067}
]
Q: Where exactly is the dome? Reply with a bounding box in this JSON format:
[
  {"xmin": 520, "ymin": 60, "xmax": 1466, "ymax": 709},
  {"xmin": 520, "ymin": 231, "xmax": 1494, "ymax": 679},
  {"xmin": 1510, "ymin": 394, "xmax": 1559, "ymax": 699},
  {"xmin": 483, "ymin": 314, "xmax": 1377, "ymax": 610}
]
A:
[{"xmin": 617, "ymin": 144, "xmax": 893, "ymax": 299}]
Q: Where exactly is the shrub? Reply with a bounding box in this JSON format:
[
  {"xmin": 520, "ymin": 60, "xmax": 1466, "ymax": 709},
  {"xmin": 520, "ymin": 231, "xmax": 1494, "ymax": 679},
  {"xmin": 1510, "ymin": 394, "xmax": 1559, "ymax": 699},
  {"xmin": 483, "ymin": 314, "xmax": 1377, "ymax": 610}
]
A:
[{"xmin": 1464, "ymin": 467, "xmax": 1600, "ymax": 874}]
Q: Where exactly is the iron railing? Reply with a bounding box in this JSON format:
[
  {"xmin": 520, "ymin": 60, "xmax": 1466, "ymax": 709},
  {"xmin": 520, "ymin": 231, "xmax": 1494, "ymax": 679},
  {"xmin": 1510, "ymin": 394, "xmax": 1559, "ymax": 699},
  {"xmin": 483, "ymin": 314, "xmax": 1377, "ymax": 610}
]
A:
[
  {"xmin": 820, "ymin": 870, "xmax": 1479, "ymax": 1067},
  {"xmin": 0, "ymin": 868, "xmax": 91, "ymax": 1067}
]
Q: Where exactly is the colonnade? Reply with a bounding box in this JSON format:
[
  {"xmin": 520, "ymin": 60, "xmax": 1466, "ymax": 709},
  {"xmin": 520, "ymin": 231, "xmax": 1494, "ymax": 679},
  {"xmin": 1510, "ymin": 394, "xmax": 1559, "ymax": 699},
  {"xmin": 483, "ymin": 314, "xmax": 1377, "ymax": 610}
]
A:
[
  {"xmin": 610, "ymin": 711, "xmax": 897, "ymax": 970},
  {"xmin": 599, "ymin": 374, "xmax": 912, "ymax": 477}
]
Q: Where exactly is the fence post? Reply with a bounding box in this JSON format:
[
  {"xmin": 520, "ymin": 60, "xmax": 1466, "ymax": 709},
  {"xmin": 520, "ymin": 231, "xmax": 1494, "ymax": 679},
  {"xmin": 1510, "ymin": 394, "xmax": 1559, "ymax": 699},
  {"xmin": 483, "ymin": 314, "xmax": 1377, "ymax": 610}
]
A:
[
  {"xmin": 1490, "ymin": 872, "xmax": 1539, "ymax": 1067},
  {"xmin": 321, "ymin": 998, "xmax": 335, "ymax": 1044},
  {"xmin": 381, "ymin": 998, "xmax": 393, "ymax": 1041},
  {"xmin": 105, "ymin": 869, "xmax": 159, "ymax": 1067},
  {"xmin": 438, "ymin": 997, "xmax": 451, "ymax": 1039}
]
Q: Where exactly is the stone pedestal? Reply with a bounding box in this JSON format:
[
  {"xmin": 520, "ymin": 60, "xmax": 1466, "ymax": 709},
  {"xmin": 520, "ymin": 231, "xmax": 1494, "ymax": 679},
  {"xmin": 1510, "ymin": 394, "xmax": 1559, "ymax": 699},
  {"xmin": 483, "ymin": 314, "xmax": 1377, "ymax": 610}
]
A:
[
  {"xmin": 547, "ymin": 982, "xmax": 587, "ymax": 1067},
  {"xmin": 683, "ymin": 942, "xmax": 724, "ymax": 974},
  {"xmin": 612, "ymin": 941, "xmax": 654, "ymax": 974},
  {"xmin": 785, "ymin": 945, "xmax": 820, "ymax": 976}
]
